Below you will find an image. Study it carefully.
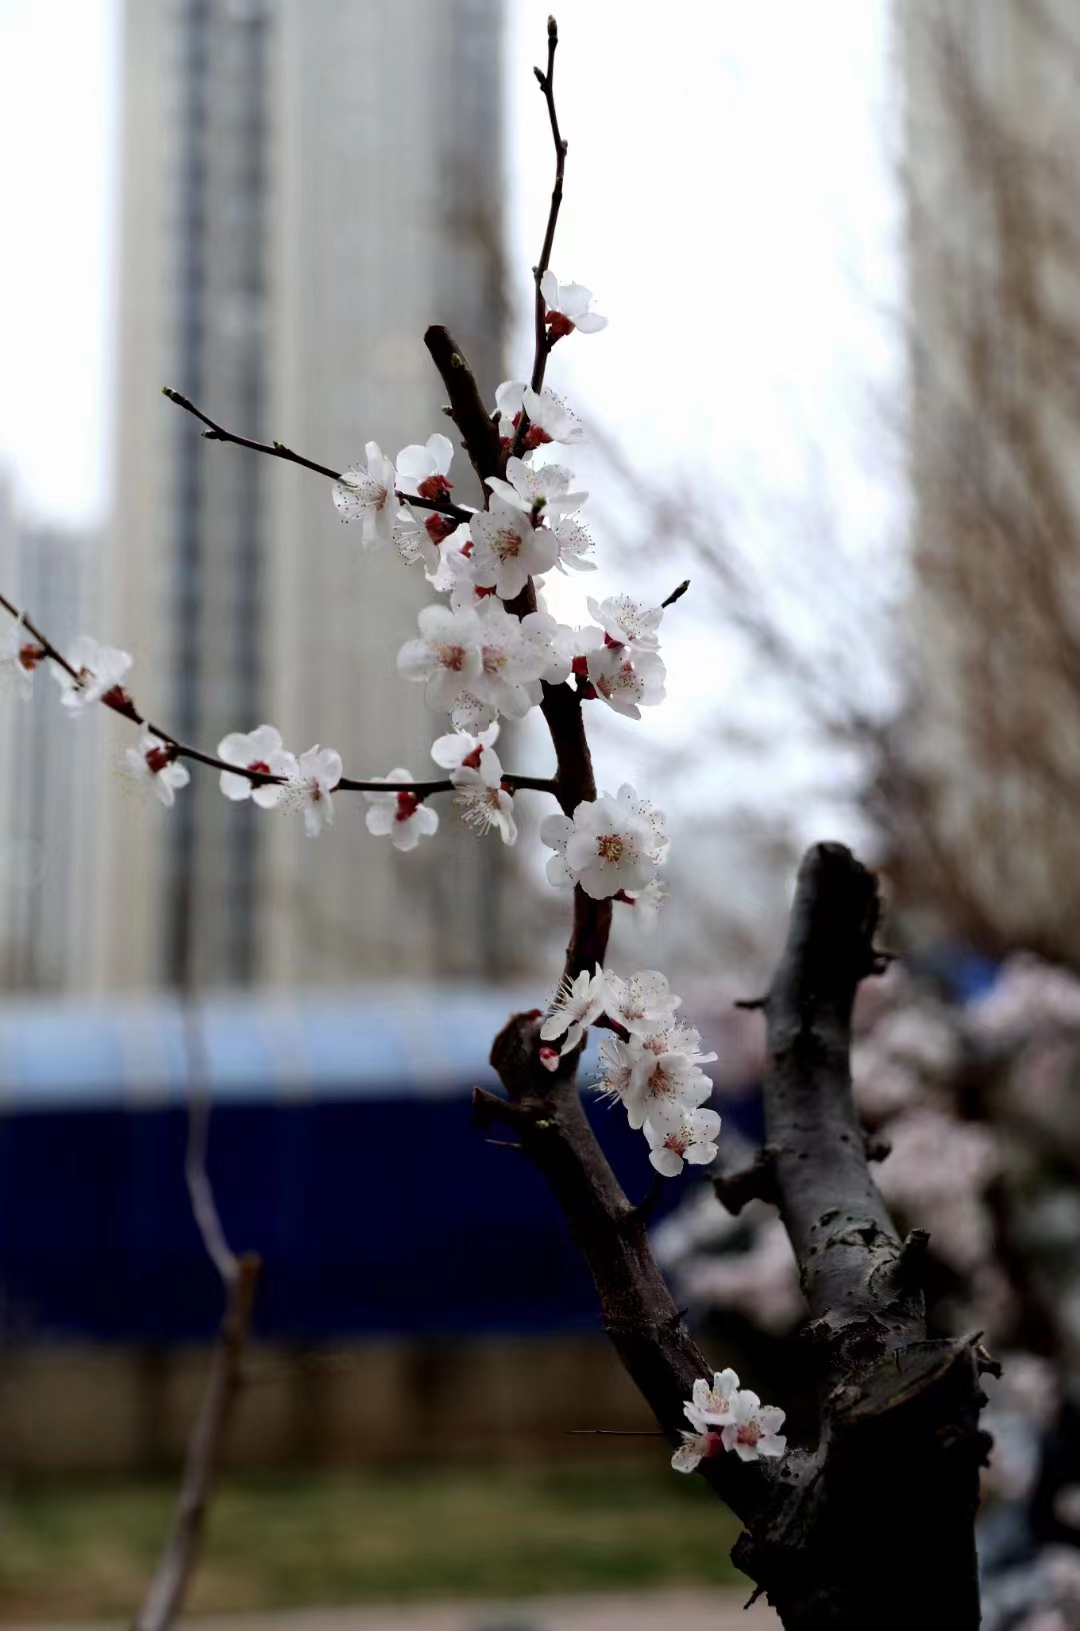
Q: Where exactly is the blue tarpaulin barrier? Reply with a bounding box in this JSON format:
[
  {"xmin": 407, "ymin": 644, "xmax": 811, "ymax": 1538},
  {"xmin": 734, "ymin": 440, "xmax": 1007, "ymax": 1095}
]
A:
[{"xmin": 0, "ymin": 987, "xmax": 719, "ymax": 1343}]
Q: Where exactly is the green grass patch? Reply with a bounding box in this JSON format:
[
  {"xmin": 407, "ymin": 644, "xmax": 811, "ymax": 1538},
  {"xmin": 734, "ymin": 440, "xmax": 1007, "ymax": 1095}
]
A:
[{"xmin": 0, "ymin": 1461, "xmax": 744, "ymax": 1621}]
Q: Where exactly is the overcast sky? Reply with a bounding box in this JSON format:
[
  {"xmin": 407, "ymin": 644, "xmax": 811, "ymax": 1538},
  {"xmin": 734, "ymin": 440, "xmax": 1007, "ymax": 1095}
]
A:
[{"xmin": 0, "ymin": 0, "xmax": 903, "ymax": 856}]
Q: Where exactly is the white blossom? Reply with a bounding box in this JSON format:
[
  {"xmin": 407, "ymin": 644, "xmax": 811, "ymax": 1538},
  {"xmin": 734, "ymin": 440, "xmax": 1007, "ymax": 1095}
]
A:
[
  {"xmin": 552, "ymin": 513, "xmax": 596, "ymax": 573},
  {"xmin": 451, "ymin": 744, "xmax": 516, "ymax": 845},
  {"xmin": 332, "ymin": 441, "xmax": 399, "ymax": 549},
  {"xmin": 469, "ymin": 496, "xmax": 559, "ymax": 600},
  {"xmin": 623, "ymin": 878, "xmax": 669, "ymax": 924},
  {"xmin": 587, "ymin": 642, "xmax": 667, "ymax": 719},
  {"xmin": 363, "ymin": 769, "xmax": 439, "ymax": 851},
  {"xmin": 430, "ymin": 721, "xmax": 499, "ymax": 771},
  {"xmin": 494, "ymin": 382, "xmax": 585, "ymax": 447},
  {"xmin": 486, "ymin": 457, "xmax": 586, "ymax": 519},
  {"xmin": 53, "ymin": 635, "xmax": 133, "ymax": 711},
  {"xmin": 281, "ymin": 745, "xmax": 342, "ymax": 837},
  {"xmin": 587, "ymin": 594, "xmax": 663, "ymax": 650},
  {"xmin": 540, "ymin": 966, "xmax": 608, "ymax": 1056},
  {"xmin": 684, "ymin": 1370, "xmax": 741, "ymax": 1430},
  {"xmin": 217, "ymin": 725, "xmax": 297, "ymax": 809},
  {"xmin": 720, "ymin": 1392, "xmax": 787, "ymax": 1462},
  {"xmin": 521, "ymin": 608, "xmax": 578, "ymax": 686},
  {"xmin": 624, "ymin": 1046, "xmax": 714, "ymax": 1133},
  {"xmin": 604, "ymin": 971, "xmax": 680, "ymax": 1035},
  {"xmin": 541, "ymin": 271, "xmax": 608, "ymax": 336},
  {"xmin": 671, "ymin": 1427, "xmax": 724, "ymax": 1474},
  {"xmin": 645, "ymin": 1106, "xmax": 722, "ymax": 1175},
  {"xmin": 471, "ymin": 598, "xmax": 551, "ymax": 719},
  {"xmin": 539, "ymin": 784, "xmax": 668, "ymax": 899},
  {"xmin": 397, "ymin": 604, "xmax": 484, "ymax": 710},
  {"xmin": 124, "ymin": 729, "xmax": 191, "ymax": 808},
  {"xmin": 395, "ymin": 433, "xmax": 454, "ymax": 499},
  {"xmin": 0, "ymin": 618, "xmax": 42, "ymax": 699}
]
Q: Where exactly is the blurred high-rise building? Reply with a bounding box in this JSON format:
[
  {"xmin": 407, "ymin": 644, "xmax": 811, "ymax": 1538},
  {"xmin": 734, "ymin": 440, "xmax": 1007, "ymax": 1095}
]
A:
[
  {"xmin": 898, "ymin": 0, "xmax": 1080, "ymax": 961},
  {"xmin": 0, "ymin": 484, "xmax": 100, "ymax": 991},
  {"xmin": 94, "ymin": 0, "xmax": 506, "ymax": 991}
]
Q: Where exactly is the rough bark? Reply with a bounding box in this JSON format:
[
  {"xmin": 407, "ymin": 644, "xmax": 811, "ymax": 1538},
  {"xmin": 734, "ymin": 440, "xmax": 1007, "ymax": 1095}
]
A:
[{"xmin": 488, "ymin": 843, "xmax": 991, "ymax": 1630}]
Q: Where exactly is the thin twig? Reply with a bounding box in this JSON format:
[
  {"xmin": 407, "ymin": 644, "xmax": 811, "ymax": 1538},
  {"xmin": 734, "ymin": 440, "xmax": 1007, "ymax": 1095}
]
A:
[
  {"xmin": 512, "ymin": 17, "xmax": 568, "ymax": 460},
  {"xmin": 0, "ymin": 590, "xmax": 556, "ymax": 800},
  {"xmin": 163, "ymin": 388, "xmax": 472, "ymax": 523}
]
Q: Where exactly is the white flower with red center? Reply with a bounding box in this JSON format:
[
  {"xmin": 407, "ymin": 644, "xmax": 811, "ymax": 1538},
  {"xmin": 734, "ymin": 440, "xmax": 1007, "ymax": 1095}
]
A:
[
  {"xmin": 281, "ymin": 745, "xmax": 342, "ymax": 837},
  {"xmin": 644, "ymin": 1105, "xmax": 722, "ymax": 1175},
  {"xmin": 540, "ymin": 966, "xmax": 608, "ymax": 1056},
  {"xmin": 552, "ymin": 513, "xmax": 596, "ymax": 573},
  {"xmin": 521, "ymin": 608, "xmax": 578, "ymax": 686},
  {"xmin": 124, "ymin": 730, "xmax": 191, "ymax": 808},
  {"xmin": 471, "ymin": 599, "xmax": 551, "ymax": 719},
  {"xmin": 586, "ymin": 643, "xmax": 667, "ymax": 719},
  {"xmin": 637, "ymin": 1017, "xmax": 718, "ymax": 1073},
  {"xmin": 494, "ymin": 382, "xmax": 585, "ymax": 448},
  {"xmin": 217, "ymin": 725, "xmax": 297, "ymax": 809},
  {"xmin": 54, "ymin": 635, "xmax": 134, "ymax": 712},
  {"xmin": 540, "ymin": 271, "xmax": 608, "ymax": 338},
  {"xmin": 539, "ymin": 784, "xmax": 668, "ymax": 900},
  {"xmin": 587, "ymin": 594, "xmax": 664, "ymax": 650},
  {"xmin": 469, "ymin": 496, "xmax": 559, "ymax": 601},
  {"xmin": 594, "ymin": 1034, "xmax": 640, "ymax": 1109},
  {"xmin": 486, "ymin": 457, "xmax": 587, "ymax": 520},
  {"xmin": 397, "ymin": 604, "xmax": 484, "ymax": 711},
  {"xmin": 430, "ymin": 720, "xmax": 500, "ymax": 772},
  {"xmin": 604, "ymin": 971, "xmax": 680, "ymax": 1035},
  {"xmin": 0, "ymin": 618, "xmax": 45, "ymax": 699},
  {"xmin": 451, "ymin": 744, "xmax": 516, "ymax": 845},
  {"xmin": 395, "ymin": 433, "xmax": 454, "ymax": 501},
  {"xmin": 720, "ymin": 1392, "xmax": 787, "ymax": 1462},
  {"xmin": 332, "ymin": 442, "xmax": 399, "ymax": 549},
  {"xmin": 363, "ymin": 769, "xmax": 440, "ymax": 852},
  {"xmin": 671, "ymin": 1428, "xmax": 724, "ymax": 1474},
  {"xmin": 684, "ymin": 1370, "xmax": 741, "ymax": 1431},
  {"xmin": 624, "ymin": 1048, "xmax": 714, "ymax": 1133}
]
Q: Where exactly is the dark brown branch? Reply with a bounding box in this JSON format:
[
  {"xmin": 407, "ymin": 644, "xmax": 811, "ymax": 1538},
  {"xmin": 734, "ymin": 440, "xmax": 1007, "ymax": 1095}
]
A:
[
  {"xmin": 661, "ymin": 578, "xmax": 691, "ymax": 608},
  {"xmin": 422, "ymin": 328, "xmax": 502, "ymax": 486},
  {"xmin": 487, "ymin": 1011, "xmax": 773, "ymax": 1528},
  {"xmin": 0, "ymin": 594, "xmax": 557, "ymax": 800}
]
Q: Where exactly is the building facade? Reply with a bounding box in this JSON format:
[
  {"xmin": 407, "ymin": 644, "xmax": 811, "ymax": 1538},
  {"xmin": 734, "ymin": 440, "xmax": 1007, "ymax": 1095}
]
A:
[
  {"xmin": 899, "ymin": 0, "xmax": 1080, "ymax": 961},
  {"xmin": 96, "ymin": 0, "xmax": 507, "ymax": 991}
]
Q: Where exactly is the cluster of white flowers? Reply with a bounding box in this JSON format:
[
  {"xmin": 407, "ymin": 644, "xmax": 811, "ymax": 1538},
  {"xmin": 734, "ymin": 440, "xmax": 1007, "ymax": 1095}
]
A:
[
  {"xmin": 672, "ymin": 1369, "xmax": 787, "ymax": 1472},
  {"xmin": 541, "ymin": 785, "xmax": 668, "ymax": 900},
  {"xmin": 540, "ymin": 966, "xmax": 720, "ymax": 1176}
]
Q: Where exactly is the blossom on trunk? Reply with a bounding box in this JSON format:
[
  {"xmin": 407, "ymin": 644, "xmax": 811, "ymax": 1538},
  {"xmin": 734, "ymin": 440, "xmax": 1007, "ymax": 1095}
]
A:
[
  {"xmin": 363, "ymin": 769, "xmax": 439, "ymax": 851},
  {"xmin": 332, "ymin": 442, "xmax": 399, "ymax": 549},
  {"xmin": 124, "ymin": 730, "xmax": 191, "ymax": 808},
  {"xmin": 471, "ymin": 599, "xmax": 552, "ymax": 719},
  {"xmin": 684, "ymin": 1369, "xmax": 741, "ymax": 1430},
  {"xmin": 486, "ymin": 457, "xmax": 587, "ymax": 520},
  {"xmin": 217, "ymin": 725, "xmax": 297, "ymax": 808},
  {"xmin": 671, "ymin": 1428, "xmax": 724, "ymax": 1474},
  {"xmin": 539, "ymin": 784, "xmax": 668, "ymax": 899},
  {"xmin": 540, "ymin": 965, "xmax": 608, "ymax": 1056},
  {"xmin": 397, "ymin": 604, "xmax": 484, "ymax": 711},
  {"xmin": 53, "ymin": 635, "xmax": 134, "ymax": 712},
  {"xmin": 469, "ymin": 496, "xmax": 559, "ymax": 600},
  {"xmin": 540, "ymin": 271, "xmax": 608, "ymax": 337},
  {"xmin": 0, "ymin": 618, "xmax": 44, "ymax": 699},
  {"xmin": 719, "ymin": 1392, "xmax": 787, "ymax": 1462},
  {"xmin": 451, "ymin": 745, "xmax": 516, "ymax": 845},
  {"xmin": 644, "ymin": 1105, "xmax": 722, "ymax": 1174},
  {"xmin": 281, "ymin": 745, "xmax": 342, "ymax": 837}
]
